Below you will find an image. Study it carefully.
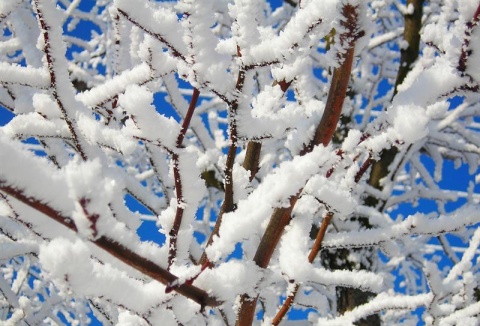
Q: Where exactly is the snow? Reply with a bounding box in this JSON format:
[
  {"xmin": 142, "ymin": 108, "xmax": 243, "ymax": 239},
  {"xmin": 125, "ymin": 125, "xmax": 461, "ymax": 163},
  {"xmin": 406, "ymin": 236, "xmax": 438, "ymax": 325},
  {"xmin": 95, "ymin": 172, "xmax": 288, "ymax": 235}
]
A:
[
  {"xmin": 114, "ymin": 0, "xmax": 187, "ymax": 58},
  {"xmin": 207, "ymin": 145, "xmax": 337, "ymax": 262},
  {"xmin": 315, "ymin": 293, "xmax": 433, "ymax": 325},
  {"xmin": 3, "ymin": 112, "xmax": 69, "ymax": 140},
  {"xmin": 120, "ymin": 84, "xmax": 181, "ymax": 148},
  {"xmin": 195, "ymin": 260, "xmax": 263, "ymax": 301},
  {"xmin": 2, "ymin": 0, "xmax": 480, "ymax": 324},
  {"xmin": 241, "ymin": 0, "xmax": 337, "ymax": 67},
  {"xmin": 0, "ymin": 0, "xmax": 22, "ymax": 17},
  {"xmin": 39, "ymin": 238, "xmax": 94, "ymax": 293},
  {"xmin": 176, "ymin": 0, "xmax": 235, "ymax": 94},
  {"xmin": 0, "ymin": 62, "xmax": 49, "ymax": 87},
  {"xmin": 393, "ymin": 58, "xmax": 463, "ymax": 107},
  {"xmin": 117, "ymin": 311, "xmax": 149, "ymax": 326},
  {"xmin": 322, "ymin": 206, "xmax": 480, "ymax": 249},
  {"xmin": 65, "ymin": 158, "xmax": 119, "ymax": 238},
  {"xmin": 303, "ymin": 175, "xmax": 356, "ymax": 218},
  {"xmin": 10, "ymin": 8, "xmax": 43, "ymax": 68},
  {"xmin": 341, "ymin": 129, "xmax": 362, "ymax": 152},
  {"xmin": 76, "ymin": 63, "xmax": 153, "ymax": 108},
  {"xmin": 39, "ymin": 238, "xmax": 171, "ymax": 314},
  {"xmin": 0, "ymin": 242, "xmax": 37, "ymax": 260},
  {"xmin": 0, "ymin": 132, "xmax": 74, "ymax": 215},
  {"xmin": 33, "ymin": 93, "xmax": 60, "ymax": 118},
  {"xmin": 388, "ymin": 104, "xmax": 428, "ymax": 144},
  {"xmin": 278, "ymin": 218, "xmax": 312, "ymax": 281}
]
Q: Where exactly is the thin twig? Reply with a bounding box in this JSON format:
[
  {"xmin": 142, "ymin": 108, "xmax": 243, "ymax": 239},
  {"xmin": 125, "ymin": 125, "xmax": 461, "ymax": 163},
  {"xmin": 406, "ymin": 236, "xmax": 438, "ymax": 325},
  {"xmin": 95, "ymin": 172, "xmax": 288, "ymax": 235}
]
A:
[
  {"xmin": 272, "ymin": 211, "xmax": 334, "ymax": 325},
  {"xmin": 34, "ymin": 0, "xmax": 87, "ymax": 160},
  {"xmin": 168, "ymin": 88, "xmax": 200, "ymax": 268},
  {"xmin": 199, "ymin": 54, "xmax": 246, "ymax": 265},
  {"xmin": 117, "ymin": 9, "xmax": 186, "ymax": 61}
]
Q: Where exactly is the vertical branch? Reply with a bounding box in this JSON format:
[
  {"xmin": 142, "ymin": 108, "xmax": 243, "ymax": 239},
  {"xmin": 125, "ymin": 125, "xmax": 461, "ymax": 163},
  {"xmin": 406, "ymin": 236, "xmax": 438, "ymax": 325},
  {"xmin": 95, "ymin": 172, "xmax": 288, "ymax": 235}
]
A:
[
  {"xmin": 367, "ymin": 0, "xmax": 424, "ymax": 207},
  {"xmin": 242, "ymin": 141, "xmax": 262, "ymax": 181},
  {"xmin": 199, "ymin": 62, "xmax": 246, "ymax": 265},
  {"xmin": 303, "ymin": 5, "xmax": 363, "ymax": 154},
  {"xmin": 33, "ymin": 0, "xmax": 87, "ymax": 161},
  {"xmin": 168, "ymin": 88, "xmax": 200, "ymax": 268},
  {"xmin": 393, "ymin": 0, "xmax": 425, "ymax": 96},
  {"xmin": 235, "ymin": 5, "xmax": 363, "ymax": 325},
  {"xmin": 329, "ymin": 2, "xmax": 424, "ymax": 324}
]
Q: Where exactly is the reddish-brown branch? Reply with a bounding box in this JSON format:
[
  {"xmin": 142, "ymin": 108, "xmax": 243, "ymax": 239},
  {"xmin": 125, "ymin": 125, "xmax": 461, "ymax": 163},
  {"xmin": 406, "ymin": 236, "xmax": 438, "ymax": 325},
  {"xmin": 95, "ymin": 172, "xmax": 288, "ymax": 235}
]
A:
[
  {"xmin": 34, "ymin": 0, "xmax": 87, "ymax": 160},
  {"xmin": 168, "ymin": 88, "xmax": 200, "ymax": 268},
  {"xmin": 177, "ymin": 88, "xmax": 200, "ymax": 147},
  {"xmin": 271, "ymin": 283, "xmax": 300, "ymax": 325},
  {"xmin": 355, "ymin": 157, "xmax": 373, "ymax": 183},
  {"xmin": 0, "ymin": 182, "xmax": 220, "ymax": 308},
  {"xmin": 236, "ymin": 5, "xmax": 363, "ymax": 324},
  {"xmin": 252, "ymin": 195, "xmax": 300, "ymax": 269},
  {"xmin": 308, "ymin": 45, "xmax": 354, "ymax": 148},
  {"xmin": 199, "ymin": 67, "xmax": 246, "ymax": 265},
  {"xmin": 168, "ymin": 153, "xmax": 184, "ymax": 268},
  {"xmin": 308, "ymin": 212, "xmax": 334, "ymax": 262},
  {"xmin": 302, "ymin": 5, "xmax": 361, "ymax": 154},
  {"xmin": 79, "ymin": 198, "xmax": 100, "ymax": 238}
]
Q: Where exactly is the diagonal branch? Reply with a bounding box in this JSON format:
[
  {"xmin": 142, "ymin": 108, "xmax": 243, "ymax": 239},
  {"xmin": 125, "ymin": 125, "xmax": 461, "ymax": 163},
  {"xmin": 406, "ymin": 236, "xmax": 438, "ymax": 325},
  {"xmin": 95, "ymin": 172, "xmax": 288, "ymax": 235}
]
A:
[
  {"xmin": 117, "ymin": 9, "xmax": 186, "ymax": 62},
  {"xmin": 271, "ymin": 212, "xmax": 334, "ymax": 325},
  {"xmin": 0, "ymin": 182, "xmax": 221, "ymax": 308}
]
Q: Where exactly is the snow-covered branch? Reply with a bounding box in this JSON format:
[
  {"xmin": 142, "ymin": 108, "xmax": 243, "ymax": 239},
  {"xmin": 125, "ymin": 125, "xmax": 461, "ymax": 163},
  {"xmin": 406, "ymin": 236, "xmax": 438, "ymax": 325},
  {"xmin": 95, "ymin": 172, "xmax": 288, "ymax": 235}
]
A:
[{"xmin": 1, "ymin": 0, "xmax": 480, "ymax": 325}]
